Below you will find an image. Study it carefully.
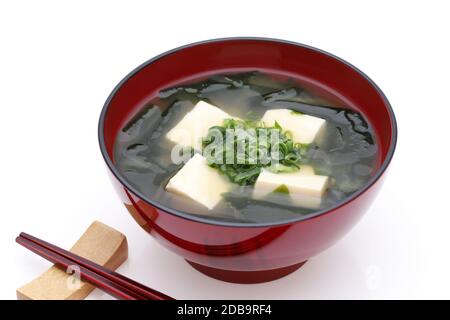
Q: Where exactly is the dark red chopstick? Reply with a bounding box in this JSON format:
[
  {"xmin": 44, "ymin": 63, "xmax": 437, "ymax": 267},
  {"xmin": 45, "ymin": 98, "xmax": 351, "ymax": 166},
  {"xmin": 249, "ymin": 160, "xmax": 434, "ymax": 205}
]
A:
[
  {"xmin": 16, "ymin": 233, "xmax": 174, "ymax": 300},
  {"xmin": 16, "ymin": 236, "xmax": 145, "ymax": 300},
  {"xmin": 19, "ymin": 232, "xmax": 173, "ymax": 300}
]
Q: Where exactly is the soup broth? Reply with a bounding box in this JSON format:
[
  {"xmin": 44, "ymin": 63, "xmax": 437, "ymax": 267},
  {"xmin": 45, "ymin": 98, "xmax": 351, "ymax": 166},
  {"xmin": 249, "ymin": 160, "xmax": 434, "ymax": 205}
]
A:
[{"xmin": 114, "ymin": 71, "xmax": 378, "ymax": 224}]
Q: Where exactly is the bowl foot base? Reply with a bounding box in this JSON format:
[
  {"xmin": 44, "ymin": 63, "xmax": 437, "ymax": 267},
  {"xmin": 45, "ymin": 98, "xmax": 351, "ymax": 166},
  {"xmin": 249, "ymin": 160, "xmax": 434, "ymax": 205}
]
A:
[{"xmin": 186, "ymin": 260, "xmax": 307, "ymax": 284}]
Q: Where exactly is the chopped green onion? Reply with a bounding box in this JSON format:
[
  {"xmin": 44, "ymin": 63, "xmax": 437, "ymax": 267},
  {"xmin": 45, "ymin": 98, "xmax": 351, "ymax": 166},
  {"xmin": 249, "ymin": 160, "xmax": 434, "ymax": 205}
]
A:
[{"xmin": 202, "ymin": 117, "xmax": 305, "ymax": 185}]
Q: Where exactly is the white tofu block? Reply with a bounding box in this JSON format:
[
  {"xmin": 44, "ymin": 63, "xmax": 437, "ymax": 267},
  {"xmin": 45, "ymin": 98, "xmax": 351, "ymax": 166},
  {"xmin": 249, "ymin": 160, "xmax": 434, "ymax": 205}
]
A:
[
  {"xmin": 261, "ymin": 109, "xmax": 326, "ymax": 144},
  {"xmin": 166, "ymin": 101, "xmax": 231, "ymax": 151},
  {"xmin": 166, "ymin": 153, "xmax": 232, "ymax": 210},
  {"xmin": 253, "ymin": 166, "xmax": 329, "ymax": 209}
]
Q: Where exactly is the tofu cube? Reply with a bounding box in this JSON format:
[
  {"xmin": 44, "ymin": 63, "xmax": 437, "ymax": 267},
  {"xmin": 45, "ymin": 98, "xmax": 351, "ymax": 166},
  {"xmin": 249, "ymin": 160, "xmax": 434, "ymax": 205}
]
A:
[
  {"xmin": 166, "ymin": 153, "xmax": 232, "ymax": 210},
  {"xmin": 166, "ymin": 101, "xmax": 232, "ymax": 151},
  {"xmin": 253, "ymin": 166, "xmax": 329, "ymax": 209},
  {"xmin": 261, "ymin": 109, "xmax": 326, "ymax": 144}
]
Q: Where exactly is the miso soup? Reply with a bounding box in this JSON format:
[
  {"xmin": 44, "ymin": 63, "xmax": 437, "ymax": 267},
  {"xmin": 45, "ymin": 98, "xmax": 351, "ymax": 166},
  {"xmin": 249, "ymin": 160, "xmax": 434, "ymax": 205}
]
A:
[{"xmin": 114, "ymin": 71, "xmax": 378, "ymax": 224}]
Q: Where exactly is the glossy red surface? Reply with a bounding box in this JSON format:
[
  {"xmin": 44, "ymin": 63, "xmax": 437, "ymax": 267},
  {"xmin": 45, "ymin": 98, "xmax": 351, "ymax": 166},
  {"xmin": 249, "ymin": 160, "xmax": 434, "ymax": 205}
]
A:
[{"xmin": 99, "ymin": 38, "xmax": 397, "ymax": 283}]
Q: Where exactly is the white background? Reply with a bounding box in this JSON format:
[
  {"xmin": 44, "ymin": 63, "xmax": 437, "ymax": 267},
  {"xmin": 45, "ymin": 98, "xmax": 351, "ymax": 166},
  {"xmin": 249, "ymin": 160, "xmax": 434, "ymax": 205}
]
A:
[{"xmin": 1, "ymin": 0, "xmax": 449, "ymax": 300}]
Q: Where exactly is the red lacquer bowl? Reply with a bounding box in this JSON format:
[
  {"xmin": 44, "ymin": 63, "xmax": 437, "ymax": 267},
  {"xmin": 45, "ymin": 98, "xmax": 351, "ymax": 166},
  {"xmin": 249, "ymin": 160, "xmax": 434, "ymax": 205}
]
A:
[{"xmin": 99, "ymin": 38, "xmax": 397, "ymax": 284}]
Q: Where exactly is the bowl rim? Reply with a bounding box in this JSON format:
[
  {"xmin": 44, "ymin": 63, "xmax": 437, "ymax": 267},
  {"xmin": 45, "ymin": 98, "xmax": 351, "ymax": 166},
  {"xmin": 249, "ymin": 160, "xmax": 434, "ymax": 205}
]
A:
[{"xmin": 98, "ymin": 37, "xmax": 397, "ymax": 228}]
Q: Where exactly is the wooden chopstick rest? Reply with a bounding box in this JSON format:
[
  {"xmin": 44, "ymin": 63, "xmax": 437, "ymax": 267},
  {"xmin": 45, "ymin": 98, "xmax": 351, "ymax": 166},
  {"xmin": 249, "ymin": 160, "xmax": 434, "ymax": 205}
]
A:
[{"xmin": 17, "ymin": 221, "xmax": 128, "ymax": 300}]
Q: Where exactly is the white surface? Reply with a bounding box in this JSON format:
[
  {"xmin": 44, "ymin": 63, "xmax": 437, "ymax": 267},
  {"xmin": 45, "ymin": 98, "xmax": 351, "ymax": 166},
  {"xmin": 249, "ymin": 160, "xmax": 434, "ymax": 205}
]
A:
[{"xmin": 1, "ymin": 0, "xmax": 449, "ymax": 300}]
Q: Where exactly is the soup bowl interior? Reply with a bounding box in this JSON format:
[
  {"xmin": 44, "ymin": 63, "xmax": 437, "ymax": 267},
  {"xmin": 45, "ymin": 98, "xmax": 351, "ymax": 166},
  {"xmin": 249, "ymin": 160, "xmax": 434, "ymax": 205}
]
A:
[{"xmin": 99, "ymin": 38, "xmax": 396, "ymax": 283}]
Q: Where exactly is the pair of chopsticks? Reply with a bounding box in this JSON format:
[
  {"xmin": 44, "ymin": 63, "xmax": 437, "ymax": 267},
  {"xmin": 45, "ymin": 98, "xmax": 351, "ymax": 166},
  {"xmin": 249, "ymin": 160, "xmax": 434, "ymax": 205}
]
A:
[{"xmin": 16, "ymin": 233, "xmax": 174, "ymax": 300}]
